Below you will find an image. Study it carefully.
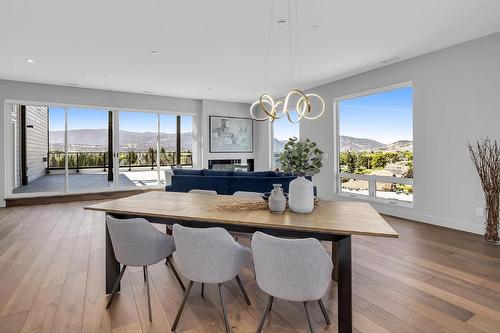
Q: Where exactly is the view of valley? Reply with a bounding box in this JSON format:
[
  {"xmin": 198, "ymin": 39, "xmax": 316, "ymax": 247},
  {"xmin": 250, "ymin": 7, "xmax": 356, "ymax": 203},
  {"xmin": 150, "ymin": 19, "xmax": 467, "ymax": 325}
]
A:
[{"xmin": 47, "ymin": 129, "xmax": 193, "ymax": 169}]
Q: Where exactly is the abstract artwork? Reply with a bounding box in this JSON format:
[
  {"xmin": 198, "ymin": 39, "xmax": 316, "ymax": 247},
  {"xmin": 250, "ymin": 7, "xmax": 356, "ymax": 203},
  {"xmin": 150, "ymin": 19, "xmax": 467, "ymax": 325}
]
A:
[{"xmin": 209, "ymin": 116, "xmax": 253, "ymax": 153}]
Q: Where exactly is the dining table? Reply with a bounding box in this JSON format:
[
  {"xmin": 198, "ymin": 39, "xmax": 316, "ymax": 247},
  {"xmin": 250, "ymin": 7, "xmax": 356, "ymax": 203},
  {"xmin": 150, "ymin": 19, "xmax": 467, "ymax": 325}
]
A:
[{"xmin": 85, "ymin": 191, "xmax": 398, "ymax": 333}]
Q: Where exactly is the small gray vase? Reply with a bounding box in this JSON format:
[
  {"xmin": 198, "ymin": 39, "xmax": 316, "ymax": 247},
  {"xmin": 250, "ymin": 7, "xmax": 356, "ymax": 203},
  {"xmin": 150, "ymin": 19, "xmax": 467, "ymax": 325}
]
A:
[{"xmin": 268, "ymin": 184, "xmax": 286, "ymax": 214}]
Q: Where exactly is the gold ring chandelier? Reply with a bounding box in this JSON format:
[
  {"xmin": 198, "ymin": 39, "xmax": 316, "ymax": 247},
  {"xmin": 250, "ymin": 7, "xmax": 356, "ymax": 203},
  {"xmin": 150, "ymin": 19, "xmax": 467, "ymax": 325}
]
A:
[
  {"xmin": 250, "ymin": 90, "xmax": 325, "ymax": 123},
  {"xmin": 250, "ymin": 0, "xmax": 326, "ymax": 123}
]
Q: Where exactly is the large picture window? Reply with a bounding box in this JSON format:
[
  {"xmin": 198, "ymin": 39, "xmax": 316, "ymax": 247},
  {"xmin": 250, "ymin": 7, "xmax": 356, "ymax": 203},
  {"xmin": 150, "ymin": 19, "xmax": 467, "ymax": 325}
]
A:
[
  {"xmin": 272, "ymin": 112, "xmax": 299, "ymax": 170},
  {"xmin": 336, "ymin": 84, "xmax": 413, "ymax": 204}
]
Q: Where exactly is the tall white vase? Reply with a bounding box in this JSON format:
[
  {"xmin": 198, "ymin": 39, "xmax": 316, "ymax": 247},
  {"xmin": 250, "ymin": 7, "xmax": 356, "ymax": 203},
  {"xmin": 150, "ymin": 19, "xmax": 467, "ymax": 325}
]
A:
[{"xmin": 288, "ymin": 176, "xmax": 314, "ymax": 213}]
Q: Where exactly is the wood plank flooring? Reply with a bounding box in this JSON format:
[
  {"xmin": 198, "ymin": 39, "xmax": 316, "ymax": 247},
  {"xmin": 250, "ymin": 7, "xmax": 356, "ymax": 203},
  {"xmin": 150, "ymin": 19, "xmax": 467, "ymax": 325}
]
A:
[{"xmin": 0, "ymin": 201, "xmax": 499, "ymax": 332}]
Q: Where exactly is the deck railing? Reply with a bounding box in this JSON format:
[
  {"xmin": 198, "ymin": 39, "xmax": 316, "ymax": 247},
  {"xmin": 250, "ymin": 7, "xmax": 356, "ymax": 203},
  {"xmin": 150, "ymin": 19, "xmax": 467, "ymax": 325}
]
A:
[{"xmin": 46, "ymin": 150, "xmax": 193, "ymax": 172}]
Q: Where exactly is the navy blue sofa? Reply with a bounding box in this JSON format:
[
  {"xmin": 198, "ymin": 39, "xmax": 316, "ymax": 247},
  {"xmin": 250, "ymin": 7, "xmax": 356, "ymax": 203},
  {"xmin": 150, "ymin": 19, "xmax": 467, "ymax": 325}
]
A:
[{"xmin": 165, "ymin": 169, "xmax": 313, "ymax": 195}]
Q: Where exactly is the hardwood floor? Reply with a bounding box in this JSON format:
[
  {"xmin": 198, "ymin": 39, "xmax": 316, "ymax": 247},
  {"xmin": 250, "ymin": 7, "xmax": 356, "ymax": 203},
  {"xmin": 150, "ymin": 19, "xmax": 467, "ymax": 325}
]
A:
[{"xmin": 0, "ymin": 201, "xmax": 499, "ymax": 332}]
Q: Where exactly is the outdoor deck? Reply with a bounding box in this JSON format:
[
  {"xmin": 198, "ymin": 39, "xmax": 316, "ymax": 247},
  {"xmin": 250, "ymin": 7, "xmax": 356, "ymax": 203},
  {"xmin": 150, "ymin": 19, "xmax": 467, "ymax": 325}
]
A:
[{"xmin": 12, "ymin": 170, "xmax": 167, "ymax": 194}]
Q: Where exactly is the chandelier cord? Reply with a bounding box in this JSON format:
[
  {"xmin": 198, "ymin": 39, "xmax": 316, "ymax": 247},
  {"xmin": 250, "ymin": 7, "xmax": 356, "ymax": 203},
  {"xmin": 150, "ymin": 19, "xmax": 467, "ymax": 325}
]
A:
[
  {"xmin": 249, "ymin": 0, "xmax": 326, "ymax": 123},
  {"xmin": 295, "ymin": 0, "xmax": 303, "ymax": 91},
  {"xmin": 264, "ymin": 0, "xmax": 274, "ymax": 93},
  {"xmin": 287, "ymin": 0, "xmax": 294, "ymax": 89}
]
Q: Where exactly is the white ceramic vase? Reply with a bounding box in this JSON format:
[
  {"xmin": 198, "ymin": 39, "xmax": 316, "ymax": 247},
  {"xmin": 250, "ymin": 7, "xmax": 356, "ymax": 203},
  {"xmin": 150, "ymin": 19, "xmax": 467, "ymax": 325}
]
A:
[{"xmin": 288, "ymin": 176, "xmax": 314, "ymax": 213}]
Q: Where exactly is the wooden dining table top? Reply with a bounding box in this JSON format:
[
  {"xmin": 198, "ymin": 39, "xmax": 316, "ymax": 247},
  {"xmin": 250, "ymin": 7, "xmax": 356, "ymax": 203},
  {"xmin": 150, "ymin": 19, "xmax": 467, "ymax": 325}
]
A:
[{"xmin": 85, "ymin": 191, "xmax": 399, "ymax": 238}]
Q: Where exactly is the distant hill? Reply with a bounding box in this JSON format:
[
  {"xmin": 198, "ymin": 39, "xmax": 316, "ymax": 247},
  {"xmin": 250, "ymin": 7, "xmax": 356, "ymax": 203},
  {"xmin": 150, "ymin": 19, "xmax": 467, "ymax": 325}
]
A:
[
  {"xmin": 340, "ymin": 136, "xmax": 412, "ymax": 152},
  {"xmin": 273, "ymin": 138, "xmax": 286, "ymax": 152},
  {"xmin": 50, "ymin": 130, "xmax": 411, "ymax": 153},
  {"xmin": 378, "ymin": 140, "xmax": 413, "ymax": 152},
  {"xmin": 49, "ymin": 129, "xmax": 192, "ymax": 151}
]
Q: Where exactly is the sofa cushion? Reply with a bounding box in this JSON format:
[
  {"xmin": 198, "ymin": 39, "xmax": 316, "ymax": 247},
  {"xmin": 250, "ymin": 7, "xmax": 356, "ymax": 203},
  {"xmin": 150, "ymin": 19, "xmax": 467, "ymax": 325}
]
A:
[
  {"xmin": 172, "ymin": 168, "xmax": 203, "ymax": 175},
  {"xmin": 169, "ymin": 175, "xmax": 231, "ymax": 194},
  {"xmin": 229, "ymin": 176, "xmax": 295, "ymax": 194},
  {"xmin": 233, "ymin": 171, "xmax": 271, "ymax": 177},
  {"xmin": 202, "ymin": 169, "xmax": 234, "ymax": 176}
]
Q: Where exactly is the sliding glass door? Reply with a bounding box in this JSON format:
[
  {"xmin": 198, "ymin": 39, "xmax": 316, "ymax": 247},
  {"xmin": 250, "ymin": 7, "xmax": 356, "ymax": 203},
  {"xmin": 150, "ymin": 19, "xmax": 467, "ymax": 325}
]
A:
[
  {"xmin": 11, "ymin": 105, "xmax": 66, "ymax": 194},
  {"xmin": 67, "ymin": 108, "xmax": 112, "ymax": 191},
  {"xmin": 118, "ymin": 111, "xmax": 159, "ymax": 187},
  {"xmin": 8, "ymin": 104, "xmax": 194, "ymax": 196},
  {"xmin": 159, "ymin": 114, "xmax": 178, "ymax": 185}
]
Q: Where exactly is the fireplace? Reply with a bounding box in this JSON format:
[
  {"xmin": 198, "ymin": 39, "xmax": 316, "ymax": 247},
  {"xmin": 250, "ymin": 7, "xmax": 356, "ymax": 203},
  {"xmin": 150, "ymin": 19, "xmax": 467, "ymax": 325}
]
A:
[{"xmin": 208, "ymin": 159, "xmax": 254, "ymax": 172}]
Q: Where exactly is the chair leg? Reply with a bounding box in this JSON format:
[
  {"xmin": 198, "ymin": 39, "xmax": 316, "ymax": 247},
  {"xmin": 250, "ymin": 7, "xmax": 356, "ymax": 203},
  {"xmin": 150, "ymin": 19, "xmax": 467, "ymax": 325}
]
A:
[
  {"xmin": 166, "ymin": 256, "xmax": 186, "ymax": 291},
  {"xmin": 201, "ymin": 283, "xmax": 205, "ymax": 298},
  {"xmin": 143, "ymin": 266, "xmax": 147, "ymax": 283},
  {"xmin": 317, "ymin": 299, "xmax": 331, "ymax": 325},
  {"xmin": 303, "ymin": 302, "xmax": 314, "ymax": 333},
  {"xmin": 171, "ymin": 280, "xmax": 194, "ymax": 331},
  {"xmin": 256, "ymin": 295, "xmax": 274, "ymax": 333},
  {"xmin": 106, "ymin": 265, "xmax": 127, "ymax": 309},
  {"xmin": 217, "ymin": 284, "xmax": 231, "ymax": 333},
  {"xmin": 235, "ymin": 275, "xmax": 251, "ymax": 305},
  {"xmin": 268, "ymin": 297, "xmax": 274, "ymax": 312},
  {"xmin": 144, "ymin": 266, "xmax": 152, "ymax": 322}
]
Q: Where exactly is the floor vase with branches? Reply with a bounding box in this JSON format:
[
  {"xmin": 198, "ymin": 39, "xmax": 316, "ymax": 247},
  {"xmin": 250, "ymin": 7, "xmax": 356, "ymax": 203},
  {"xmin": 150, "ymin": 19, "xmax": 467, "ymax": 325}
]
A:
[{"xmin": 468, "ymin": 138, "xmax": 500, "ymax": 244}]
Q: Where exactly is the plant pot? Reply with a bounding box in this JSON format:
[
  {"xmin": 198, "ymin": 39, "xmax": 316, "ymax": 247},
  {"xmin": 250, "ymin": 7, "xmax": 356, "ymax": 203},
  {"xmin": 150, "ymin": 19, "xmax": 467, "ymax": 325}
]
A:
[
  {"xmin": 289, "ymin": 176, "xmax": 314, "ymax": 213},
  {"xmin": 483, "ymin": 192, "xmax": 500, "ymax": 245}
]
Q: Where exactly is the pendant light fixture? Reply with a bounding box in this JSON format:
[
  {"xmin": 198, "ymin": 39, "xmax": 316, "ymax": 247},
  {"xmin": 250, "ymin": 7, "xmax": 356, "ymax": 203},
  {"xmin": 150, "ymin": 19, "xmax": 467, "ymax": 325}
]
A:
[{"xmin": 250, "ymin": 0, "xmax": 326, "ymax": 123}]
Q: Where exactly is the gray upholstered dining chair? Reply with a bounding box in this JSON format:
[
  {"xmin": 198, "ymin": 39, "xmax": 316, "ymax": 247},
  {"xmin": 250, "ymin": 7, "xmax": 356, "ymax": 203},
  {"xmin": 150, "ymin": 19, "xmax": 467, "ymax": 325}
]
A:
[
  {"xmin": 105, "ymin": 216, "xmax": 185, "ymax": 322},
  {"xmin": 171, "ymin": 224, "xmax": 252, "ymax": 333},
  {"xmin": 188, "ymin": 189, "xmax": 218, "ymax": 195},
  {"xmin": 251, "ymin": 232, "xmax": 333, "ymax": 333},
  {"xmin": 164, "ymin": 188, "xmax": 218, "ymax": 263}
]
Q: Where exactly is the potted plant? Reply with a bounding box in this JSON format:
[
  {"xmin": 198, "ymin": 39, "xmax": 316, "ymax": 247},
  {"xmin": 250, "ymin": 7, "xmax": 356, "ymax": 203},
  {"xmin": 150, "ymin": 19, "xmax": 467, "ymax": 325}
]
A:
[
  {"xmin": 278, "ymin": 137, "xmax": 323, "ymax": 213},
  {"xmin": 468, "ymin": 138, "xmax": 500, "ymax": 244}
]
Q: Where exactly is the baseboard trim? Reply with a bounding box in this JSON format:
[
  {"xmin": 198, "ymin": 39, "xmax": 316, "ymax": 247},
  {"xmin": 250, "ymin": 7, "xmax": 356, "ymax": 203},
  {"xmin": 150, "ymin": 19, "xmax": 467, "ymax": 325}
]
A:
[{"xmin": 320, "ymin": 194, "xmax": 483, "ymax": 235}]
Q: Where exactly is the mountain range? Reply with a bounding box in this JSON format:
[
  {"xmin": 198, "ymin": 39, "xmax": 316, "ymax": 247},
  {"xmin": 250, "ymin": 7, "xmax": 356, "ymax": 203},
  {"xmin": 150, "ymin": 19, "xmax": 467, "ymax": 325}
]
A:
[
  {"xmin": 49, "ymin": 129, "xmax": 193, "ymax": 151},
  {"xmin": 274, "ymin": 136, "xmax": 412, "ymax": 152},
  {"xmin": 340, "ymin": 136, "xmax": 412, "ymax": 152},
  {"xmin": 50, "ymin": 129, "xmax": 411, "ymax": 153}
]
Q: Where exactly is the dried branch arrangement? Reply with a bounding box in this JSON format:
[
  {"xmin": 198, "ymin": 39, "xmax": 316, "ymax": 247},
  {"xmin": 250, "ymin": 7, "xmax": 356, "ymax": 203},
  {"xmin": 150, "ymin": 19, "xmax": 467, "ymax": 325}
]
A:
[{"xmin": 468, "ymin": 138, "xmax": 500, "ymax": 243}]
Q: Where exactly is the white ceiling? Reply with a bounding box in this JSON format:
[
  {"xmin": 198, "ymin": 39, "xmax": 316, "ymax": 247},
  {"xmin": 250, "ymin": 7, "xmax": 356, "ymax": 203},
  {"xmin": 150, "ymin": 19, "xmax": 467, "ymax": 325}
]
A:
[{"xmin": 1, "ymin": 0, "xmax": 500, "ymax": 102}]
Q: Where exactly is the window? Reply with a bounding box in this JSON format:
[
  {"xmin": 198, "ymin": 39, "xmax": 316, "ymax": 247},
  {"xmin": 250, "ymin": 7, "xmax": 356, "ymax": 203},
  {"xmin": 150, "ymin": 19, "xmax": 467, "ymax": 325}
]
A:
[
  {"xmin": 8, "ymin": 103, "xmax": 194, "ymax": 195},
  {"xmin": 272, "ymin": 111, "xmax": 299, "ymax": 170},
  {"xmin": 336, "ymin": 84, "xmax": 413, "ymax": 204}
]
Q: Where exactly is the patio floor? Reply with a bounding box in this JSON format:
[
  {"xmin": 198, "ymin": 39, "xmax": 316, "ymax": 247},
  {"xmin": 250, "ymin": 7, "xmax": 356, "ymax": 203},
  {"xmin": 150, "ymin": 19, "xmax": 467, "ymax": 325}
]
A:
[{"xmin": 12, "ymin": 170, "xmax": 167, "ymax": 194}]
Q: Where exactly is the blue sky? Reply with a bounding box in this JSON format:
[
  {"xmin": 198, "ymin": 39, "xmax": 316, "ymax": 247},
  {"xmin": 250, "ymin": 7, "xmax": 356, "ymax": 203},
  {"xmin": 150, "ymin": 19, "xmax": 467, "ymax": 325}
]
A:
[
  {"xmin": 273, "ymin": 110, "xmax": 300, "ymax": 141},
  {"xmin": 49, "ymin": 107, "xmax": 193, "ymax": 133},
  {"xmin": 338, "ymin": 86, "xmax": 413, "ymax": 144},
  {"xmin": 273, "ymin": 86, "xmax": 412, "ymax": 144}
]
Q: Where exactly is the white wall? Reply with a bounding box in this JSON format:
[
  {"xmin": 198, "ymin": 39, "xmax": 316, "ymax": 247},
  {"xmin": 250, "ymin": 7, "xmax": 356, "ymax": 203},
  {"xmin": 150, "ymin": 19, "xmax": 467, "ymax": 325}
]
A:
[
  {"xmin": 301, "ymin": 32, "xmax": 500, "ymax": 234},
  {"xmin": 201, "ymin": 100, "xmax": 268, "ymax": 170}
]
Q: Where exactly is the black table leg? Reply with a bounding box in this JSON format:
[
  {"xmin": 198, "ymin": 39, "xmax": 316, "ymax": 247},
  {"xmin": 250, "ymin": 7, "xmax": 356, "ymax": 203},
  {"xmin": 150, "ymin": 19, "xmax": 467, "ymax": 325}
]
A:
[
  {"xmin": 106, "ymin": 214, "xmax": 120, "ymax": 294},
  {"xmin": 332, "ymin": 241, "xmax": 338, "ymax": 281},
  {"xmin": 337, "ymin": 235, "xmax": 352, "ymax": 333}
]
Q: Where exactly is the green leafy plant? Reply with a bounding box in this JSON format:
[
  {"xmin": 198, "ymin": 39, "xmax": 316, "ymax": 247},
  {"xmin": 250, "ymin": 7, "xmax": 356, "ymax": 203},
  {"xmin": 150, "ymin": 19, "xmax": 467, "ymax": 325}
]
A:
[{"xmin": 278, "ymin": 137, "xmax": 324, "ymax": 176}]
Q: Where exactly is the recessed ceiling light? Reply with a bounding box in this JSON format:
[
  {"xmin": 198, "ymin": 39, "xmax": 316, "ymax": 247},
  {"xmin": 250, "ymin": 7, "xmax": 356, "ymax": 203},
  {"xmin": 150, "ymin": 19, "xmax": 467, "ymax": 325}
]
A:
[
  {"xmin": 276, "ymin": 18, "xmax": 287, "ymax": 25},
  {"xmin": 65, "ymin": 83, "xmax": 79, "ymax": 87},
  {"xmin": 312, "ymin": 25, "xmax": 320, "ymax": 29},
  {"xmin": 142, "ymin": 90, "xmax": 154, "ymax": 94},
  {"xmin": 26, "ymin": 58, "xmax": 34, "ymax": 64},
  {"xmin": 151, "ymin": 50, "xmax": 160, "ymax": 56}
]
